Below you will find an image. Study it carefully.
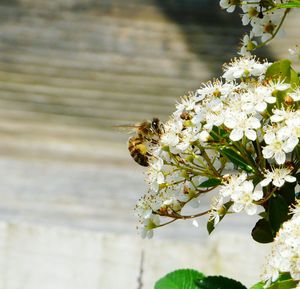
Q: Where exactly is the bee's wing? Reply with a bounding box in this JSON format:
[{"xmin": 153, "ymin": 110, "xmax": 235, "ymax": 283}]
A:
[{"xmin": 113, "ymin": 124, "xmax": 139, "ymax": 133}]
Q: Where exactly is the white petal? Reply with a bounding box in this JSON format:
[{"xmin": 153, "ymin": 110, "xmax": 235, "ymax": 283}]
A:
[
  {"xmin": 230, "ymin": 128, "xmax": 244, "ymax": 141},
  {"xmin": 246, "ymin": 129, "xmax": 257, "ymax": 140},
  {"xmin": 246, "ymin": 204, "xmax": 257, "ymax": 215},
  {"xmin": 242, "ymin": 14, "xmax": 250, "ymax": 26},
  {"xmin": 271, "ymin": 114, "xmax": 284, "ymax": 123},
  {"xmin": 224, "ymin": 117, "xmax": 237, "ymax": 129},
  {"xmin": 284, "ymin": 175, "xmax": 296, "ymax": 183},
  {"xmin": 226, "ymin": 5, "xmax": 236, "ymax": 12},
  {"xmin": 157, "ymin": 172, "xmax": 165, "ymax": 184},
  {"xmin": 283, "ymin": 136, "xmax": 299, "ymax": 152},
  {"xmin": 277, "ymin": 83, "xmax": 290, "ymax": 91},
  {"xmin": 255, "ymin": 102, "xmax": 267, "ymax": 112},
  {"xmin": 264, "ymin": 132, "xmax": 275, "ymax": 144},
  {"xmin": 275, "ymin": 151, "xmax": 286, "ymax": 164},
  {"xmin": 262, "ymin": 147, "xmax": 274, "ymax": 159},
  {"xmin": 273, "ymin": 178, "xmax": 285, "ymax": 187},
  {"xmin": 189, "ymin": 198, "xmax": 201, "ymax": 208},
  {"xmin": 232, "ymin": 202, "xmax": 244, "ymax": 213},
  {"xmin": 261, "ymin": 33, "xmax": 272, "ymax": 42},
  {"xmin": 260, "ymin": 178, "xmax": 272, "ymax": 187},
  {"xmin": 199, "ymin": 130, "xmax": 210, "ymax": 142},
  {"xmin": 265, "ymin": 96, "xmax": 276, "ymax": 104},
  {"xmin": 249, "ymin": 117, "xmax": 261, "ymax": 129},
  {"xmin": 253, "ymin": 190, "xmax": 263, "ymax": 201}
]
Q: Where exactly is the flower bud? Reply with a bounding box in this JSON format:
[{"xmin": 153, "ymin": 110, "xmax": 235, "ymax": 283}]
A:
[{"xmin": 284, "ymin": 95, "xmax": 294, "ymax": 106}]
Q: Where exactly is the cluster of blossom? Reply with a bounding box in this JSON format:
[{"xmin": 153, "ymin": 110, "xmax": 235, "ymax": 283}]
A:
[
  {"xmin": 219, "ymin": 0, "xmax": 289, "ymax": 55},
  {"xmin": 134, "ymin": 56, "xmax": 300, "ymax": 238},
  {"xmin": 262, "ymin": 201, "xmax": 300, "ymax": 288}
]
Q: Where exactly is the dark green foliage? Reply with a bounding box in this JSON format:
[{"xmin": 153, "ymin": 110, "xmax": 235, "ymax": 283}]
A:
[
  {"xmin": 250, "ymin": 282, "xmax": 265, "ymax": 289},
  {"xmin": 220, "ymin": 148, "xmax": 254, "ymax": 173},
  {"xmin": 154, "ymin": 269, "xmax": 205, "ymax": 289},
  {"xmin": 251, "ymin": 218, "xmax": 274, "ymax": 243},
  {"xmin": 199, "ymin": 178, "xmax": 222, "ymax": 188},
  {"xmin": 269, "ymin": 195, "xmax": 289, "ymax": 233},
  {"xmin": 195, "ymin": 276, "xmax": 247, "ymax": 289}
]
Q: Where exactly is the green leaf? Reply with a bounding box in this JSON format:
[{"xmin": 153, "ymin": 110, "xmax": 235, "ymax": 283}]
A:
[
  {"xmin": 277, "ymin": 273, "xmax": 292, "ymax": 282},
  {"xmin": 265, "ymin": 59, "xmax": 292, "ymax": 82},
  {"xmin": 220, "ymin": 148, "xmax": 254, "ymax": 173},
  {"xmin": 155, "ymin": 269, "xmax": 205, "ymax": 289},
  {"xmin": 277, "ymin": 179, "xmax": 297, "ymax": 207},
  {"xmin": 290, "ymin": 68, "xmax": 300, "ymax": 87},
  {"xmin": 269, "ymin": 195, "xmax": 289, "ymax": 233},
  {"xmin": 206, "ymin": 218, "xmax": 215, "ymax": 235},
  {"xmin": 260, "ymin": 0, "xmax": 276, "ymax": 8},
  {"xmin": 267, "ymin": 279, "xmax": 299, "ymax": 289},
  {"xmin": 251, "ymin": 218, "xmax": 274, "ymax": 243},
  {"xmin": 250, "ymin": 282, "xmax": 265, "ymax": 289},
  {"xmin": 207, "ymin": 201, "xmax": 233, "ymax": 234},
  {"xmin": 195, "ymin": 276, "xmax": 247, "ymax": 289},
  {"xmin": 199, "ymin": 178, "xmax": 222, "ymax": 188},
  {"xmin": 276, "ymin": 0, "xmax": 300, "ymax": 8}
]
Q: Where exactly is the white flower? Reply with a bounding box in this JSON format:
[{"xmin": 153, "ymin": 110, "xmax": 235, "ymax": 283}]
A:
[
  {"xmin": 260, "ymin": 167, "xmax": 296, "ymax": 188},
  {"xmin": 224, "ymin": 113, "xmax": 261, "ymax": 141},
  {"xmin": 146, "ymin": 158, "xmax": 165, "ymax": 191},
  {"xmin": 243, "ymin": 85, "xmax": 276, "ymax": 113},
  {"xmin": 251, "ymin": 12, "xmax": 284, "ymax": 42},
  {"xmin": 209, "ymin": 196, "xmax": 225, "ymax": 226},
  {"xmin": 231, "ymin": 181, "xmax": 263, "ymax": 215},
  {"xmin": 262, "ymin": 130, "xmax": 296, "ymax": 164},
  {"xmin": 161, "ymin": 131, "xmax": 179, "ymax": 147},
  {"xmin": 223, "ymin": 56, "xmax": 271, "ymax": 81},
  {"xmin": 220, "ymin": 0, "xmax": 239, "ymax": 13},
  {"xmin": 199, "ymin": 130, "xmax": 210, "ymax": 142},
  {"xmin": 140, "ymin": 214, "xmax": 160, "ymax": 239},
  {"xmin": 239, "ymin": 32, "xmax": 257, "ymax": 56},
  {"xmin": 220, "ymin": 172, "xmax": 248, "ymax": 197},
  {"xmin": 241, "ymin": 1, "xmax": 260, "ymax": 26},
  {"xmin": 266, "ymin": 79, "xmax": 291, "ymax": 92},
  {"xmin": 269, "ymin": 109, "xmax": 300, "ymax": 149}
]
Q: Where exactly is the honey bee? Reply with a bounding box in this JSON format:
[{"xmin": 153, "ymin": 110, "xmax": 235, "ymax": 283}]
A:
[{"xmin": 120, "ymin": 118, "xmax": 163, "ymax": 167}]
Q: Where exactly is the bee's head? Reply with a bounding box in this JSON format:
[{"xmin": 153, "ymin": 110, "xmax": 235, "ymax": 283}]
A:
[
  {"xmin": 151, "ymin": 117, "xmax": 160, "ymax": 130},
  {"xmin": 151, "ymin": 117, "xmax": 164, "ymax": 134}
]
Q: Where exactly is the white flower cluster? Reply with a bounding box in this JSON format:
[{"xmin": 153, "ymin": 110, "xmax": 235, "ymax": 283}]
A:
[
  {"xmin": 262, "ymin": 202, "xmax": 300, "ymax": 287},
  {"xmin": 219, "ymin": 0, "xmax": 288, "ymax": 55},
  {"xmin": 135, "ymin": 56, "xmax": 299, "ymax": 238}
]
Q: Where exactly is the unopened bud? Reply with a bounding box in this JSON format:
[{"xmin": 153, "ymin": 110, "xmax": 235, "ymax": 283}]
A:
[{"xmin": 284, "ymin": 95, "xmax": 294, "ymax": 106}]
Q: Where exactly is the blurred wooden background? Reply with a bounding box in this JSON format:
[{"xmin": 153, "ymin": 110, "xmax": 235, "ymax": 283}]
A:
[{"xmin": 0, "ymin": 0, "xmax": 298, "ymax": 288}]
